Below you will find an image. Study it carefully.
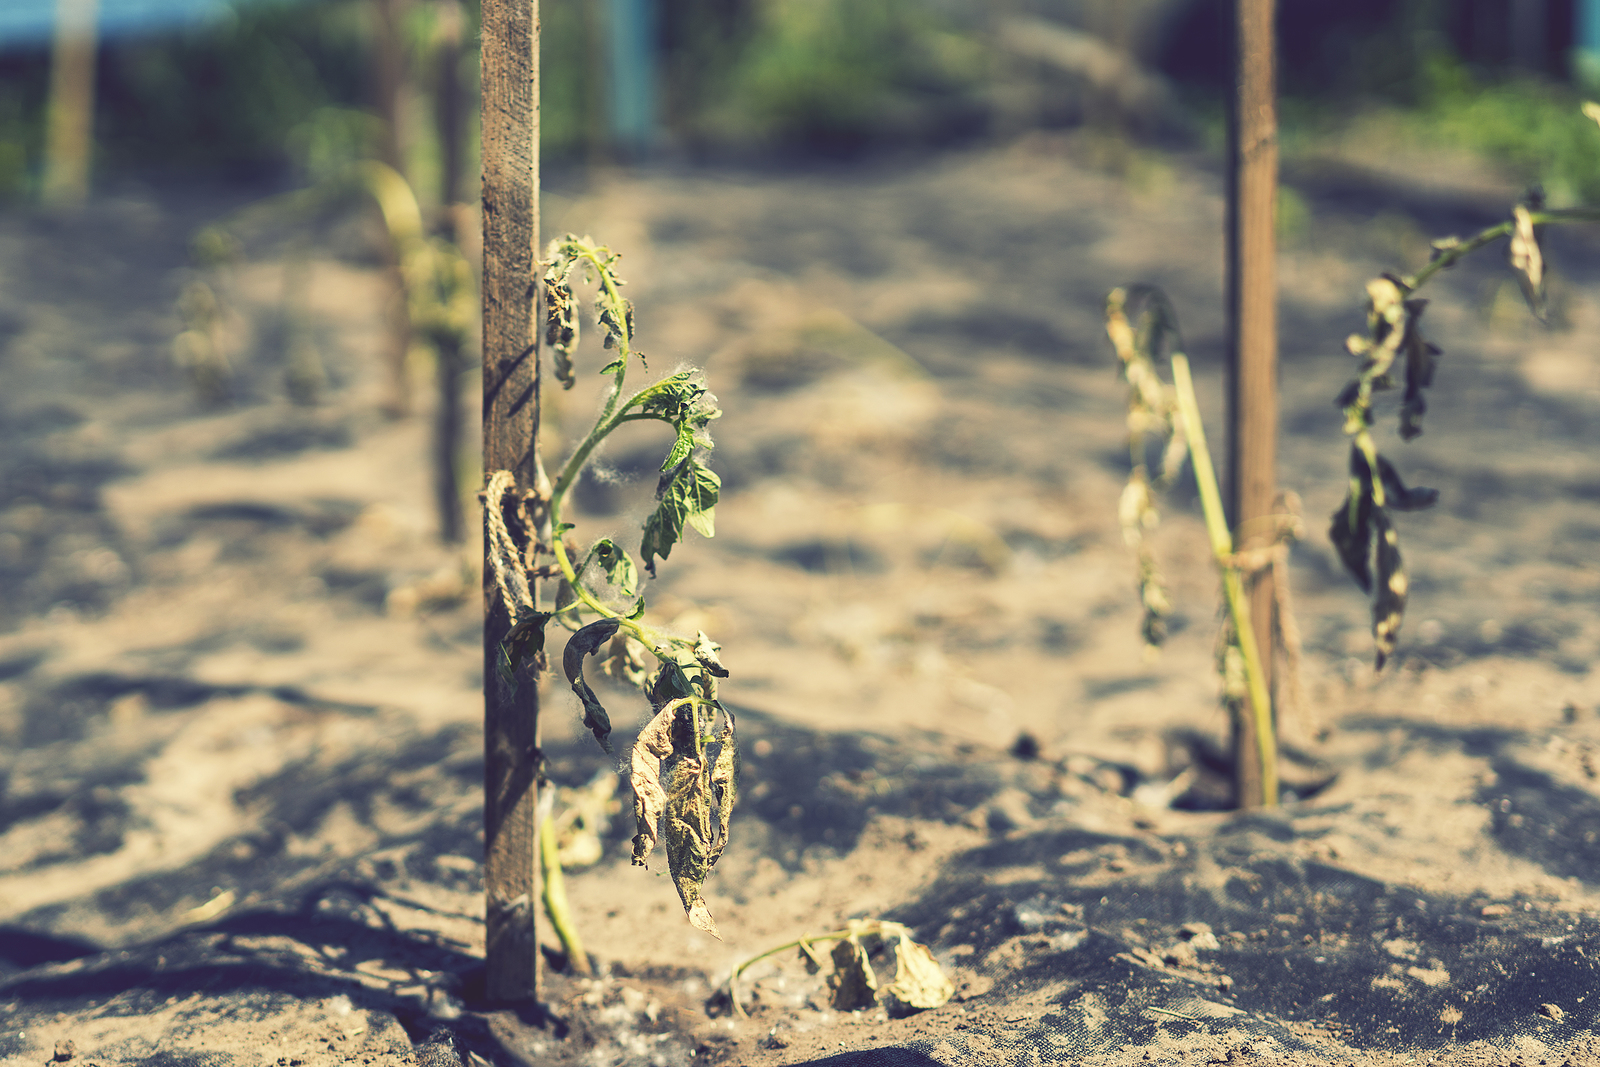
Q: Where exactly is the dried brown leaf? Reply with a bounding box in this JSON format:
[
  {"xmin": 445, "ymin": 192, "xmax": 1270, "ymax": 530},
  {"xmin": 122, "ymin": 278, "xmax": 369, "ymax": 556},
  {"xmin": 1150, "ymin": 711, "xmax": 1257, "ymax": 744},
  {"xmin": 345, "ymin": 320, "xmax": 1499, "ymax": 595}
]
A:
[
  {"xmin": 665, "ymin": 708, "xmax": 737, "ymax": 938},
  {"xmin": 629, "ymin": 701, "xmax": 677, "ymax": 868},
  {"xmin": 1509, "ymin": 205, "xmax": 1545, "ymax": 318},
  {"xmin": 630, "ymin": 698, "xmax": 737, "ymax": 937},
  {"xmin": 827, "ymin": 933, "xmax": 878, "ymax": 1010},
  {"xmin": 881, "ymin": 924, "xmax": 955, "ymax": 1013}
]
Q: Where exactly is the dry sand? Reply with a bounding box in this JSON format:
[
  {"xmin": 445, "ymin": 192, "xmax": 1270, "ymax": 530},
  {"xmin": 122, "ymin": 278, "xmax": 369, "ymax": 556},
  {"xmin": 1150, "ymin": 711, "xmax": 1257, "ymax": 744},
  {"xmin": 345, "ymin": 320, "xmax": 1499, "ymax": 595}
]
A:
[{"xmin": 2, "ymin": 136, "xmax": 1600, "ymax": 1065}]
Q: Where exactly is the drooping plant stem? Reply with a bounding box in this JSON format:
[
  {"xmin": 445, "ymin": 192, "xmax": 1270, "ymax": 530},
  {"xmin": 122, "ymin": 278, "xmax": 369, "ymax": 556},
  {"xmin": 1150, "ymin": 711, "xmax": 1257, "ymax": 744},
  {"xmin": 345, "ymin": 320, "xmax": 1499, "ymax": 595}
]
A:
[
  {"xmin": 539, "ymin": 808, "xmax": 592, "ymax": 977},
  {"xmin": 1171, "ymin": 354, "xmax": 1277, "ymax": 808},
  {"xmin": 727, "ymin": 923, "xmax": 888, "ymax": 1020}
]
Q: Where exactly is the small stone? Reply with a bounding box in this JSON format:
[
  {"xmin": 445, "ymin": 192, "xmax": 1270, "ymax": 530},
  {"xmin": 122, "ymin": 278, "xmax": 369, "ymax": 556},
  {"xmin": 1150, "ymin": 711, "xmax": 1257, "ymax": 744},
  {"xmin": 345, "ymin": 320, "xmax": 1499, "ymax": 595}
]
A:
[
  {"xmin": 1163, "ymin": 942, "xmax": 1199, "ymax": 968},
  {"xmin": 1215, "ymin": 974, "xmax": 1235, "ymax": 992},
  {"xmin": 1481, "ymin": 904, "xmax": 1513, "ymax": 918},
  {"xmin": 52, "ymin": 1041, "xmax": 75, "ymax": 1063},
  {"xmin": 1540, "ymin": 1003, "xmax": 1567, "ymax": 1023},
  {"xmin": 1178, "ymin": 922, "xmax": 1220, "ymax": 951}
]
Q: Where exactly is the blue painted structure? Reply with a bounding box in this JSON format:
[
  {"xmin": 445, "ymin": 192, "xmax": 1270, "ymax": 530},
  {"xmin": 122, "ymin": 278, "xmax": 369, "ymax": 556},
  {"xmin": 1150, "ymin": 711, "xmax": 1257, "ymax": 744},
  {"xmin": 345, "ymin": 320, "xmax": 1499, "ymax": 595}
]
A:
[
  {"xmin": 1579, "ymin": 0, "xmax": 1600, "ymax": 84},
  {"xmin": 605, "ymin": 0, "xmax": 657, "ymax": 157},
  {"xmin": 0, "ymin": 0, "xmax": 243, "ymax": 51}
]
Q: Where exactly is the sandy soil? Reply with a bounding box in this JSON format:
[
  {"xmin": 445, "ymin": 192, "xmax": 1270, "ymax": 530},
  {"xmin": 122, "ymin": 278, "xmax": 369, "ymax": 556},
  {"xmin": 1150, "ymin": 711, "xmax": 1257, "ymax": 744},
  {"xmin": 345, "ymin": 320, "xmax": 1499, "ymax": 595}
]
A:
[{"xmin": 4, "ymin": 134, "xmax": 1600, "ymax": 1066}]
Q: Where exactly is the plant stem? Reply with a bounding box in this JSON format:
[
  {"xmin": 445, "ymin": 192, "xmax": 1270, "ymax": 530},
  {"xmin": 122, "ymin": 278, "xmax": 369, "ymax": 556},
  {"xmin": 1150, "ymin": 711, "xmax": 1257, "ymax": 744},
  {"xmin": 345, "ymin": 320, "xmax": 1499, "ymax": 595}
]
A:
[
  {"xmin": 728, "ymin": 925, "xmax": 884, "ymax": 1019},
  {"xmin": 1171, "ymin": 354, "xmax": 1278, "ymax": 808},
  {"xmin": 1404, "ymin": 207, "xmax": 1600, "ymax": 293},
  {"xmin": 539, "ymin": 808, "xmax": 592, "ymax": 977}
]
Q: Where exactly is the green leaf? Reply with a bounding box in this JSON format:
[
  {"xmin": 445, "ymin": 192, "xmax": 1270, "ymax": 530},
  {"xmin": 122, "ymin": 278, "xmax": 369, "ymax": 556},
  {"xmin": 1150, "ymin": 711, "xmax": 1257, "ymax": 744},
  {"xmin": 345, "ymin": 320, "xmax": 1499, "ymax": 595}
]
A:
[
  {"xmin": 662, "ymin": 424, "xmax": 695, "ymax": 473},
  {"xmin": 563, "ymin": 618, "xmax": 622, "ymax": 752},
  {"xmin": 638, "ymin": 372, "xmax": 721, "ymax": 472},
  {"xmin": 641, "ymin": 460, "xmax": 720, "ymax": 576},
  {"xmin": 588, "ymin": 538, "xmax": 640, "ymax": 600}
]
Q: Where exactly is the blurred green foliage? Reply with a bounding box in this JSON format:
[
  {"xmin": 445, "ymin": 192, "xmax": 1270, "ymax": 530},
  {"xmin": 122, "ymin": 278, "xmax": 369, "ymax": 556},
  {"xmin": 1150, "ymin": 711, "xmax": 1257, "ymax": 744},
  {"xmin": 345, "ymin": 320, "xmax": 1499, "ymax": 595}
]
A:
[
  {"xmin": 0, "ymin": 0, "xmax": 371, "ymax": 198},
  {"xmin": 1404, "ymin": 52, "xmax": 1600, "ymax": 204},
  {"xmin": 696, "ymin": 0, "xmax": 986, "ymax": 149},
  {"xmin": 537, "ymin": 0, "xmax": 986, "ymax": 155},
  {"xmin": 1, "ymin": 0, "xmax": 1597, "ymax": 201}
]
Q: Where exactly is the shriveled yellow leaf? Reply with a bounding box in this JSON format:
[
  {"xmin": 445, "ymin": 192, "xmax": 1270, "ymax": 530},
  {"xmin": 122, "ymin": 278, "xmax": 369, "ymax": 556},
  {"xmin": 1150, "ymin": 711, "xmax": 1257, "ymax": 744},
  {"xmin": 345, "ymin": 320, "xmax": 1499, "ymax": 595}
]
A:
[{"xmin": 883, "ymin": 925, "xmax": 955, "ymax": 1012}]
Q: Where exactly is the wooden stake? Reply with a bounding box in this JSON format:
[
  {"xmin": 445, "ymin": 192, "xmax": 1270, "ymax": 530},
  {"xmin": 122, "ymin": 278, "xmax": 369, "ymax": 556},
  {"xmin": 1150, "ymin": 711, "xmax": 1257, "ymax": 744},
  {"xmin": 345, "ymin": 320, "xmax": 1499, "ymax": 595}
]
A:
[
  {"xmin": 1225, "ymin": 0, "xmax": 1278, "ymax": 809},
  {"xmin": 433, "ymin": 0, "xmax": 468, "ymax": 544},
  {"xmin": 482, "ymin": 0, "xmax": 542, "ymax": 1002},
  {"xmin": 42, "ymin": 0, "xmax": 98, "ymax": 208}
]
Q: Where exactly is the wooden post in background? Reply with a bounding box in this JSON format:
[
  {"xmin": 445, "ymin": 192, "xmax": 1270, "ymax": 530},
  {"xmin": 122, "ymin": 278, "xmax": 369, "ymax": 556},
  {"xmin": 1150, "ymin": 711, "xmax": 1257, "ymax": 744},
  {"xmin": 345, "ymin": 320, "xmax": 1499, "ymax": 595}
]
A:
[
  {"xmin": 42, "ymin": 0, "xmax": 98, "ymax": 208},
  {"xmin": 482, "ymin": 0, "xmax": 542, "ymax": 1002},
  {"xmin": 1225, "ymin": 0, "xmax": 1277, "ymax": 810},
  {"xmin": 433, "ymin": 0, "xmax": 468, "ymax": 545}
]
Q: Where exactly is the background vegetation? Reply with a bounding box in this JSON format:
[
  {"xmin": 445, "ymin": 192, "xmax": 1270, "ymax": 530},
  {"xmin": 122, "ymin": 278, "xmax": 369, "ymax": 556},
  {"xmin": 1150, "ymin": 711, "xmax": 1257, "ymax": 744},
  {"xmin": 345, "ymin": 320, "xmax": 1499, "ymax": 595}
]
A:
[{"xmin": 0, "ymin": 0, "xmax": 1598, "ymax": 198}]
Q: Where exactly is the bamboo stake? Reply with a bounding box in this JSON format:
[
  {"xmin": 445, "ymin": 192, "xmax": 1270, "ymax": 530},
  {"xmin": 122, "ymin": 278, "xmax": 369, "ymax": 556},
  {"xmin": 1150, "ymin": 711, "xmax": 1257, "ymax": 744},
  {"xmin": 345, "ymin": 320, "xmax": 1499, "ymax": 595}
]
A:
[
  {"xmin": 1224, "ymin": 0, "xmax": 1279, "ymax": 809},
  {"xmin": 482, "ymin": 0, "xmax": 542, "ymax": 1002},
  {"xmin": 1172, "ymin": 355, "xmax": 1278, "ymax": 808}
]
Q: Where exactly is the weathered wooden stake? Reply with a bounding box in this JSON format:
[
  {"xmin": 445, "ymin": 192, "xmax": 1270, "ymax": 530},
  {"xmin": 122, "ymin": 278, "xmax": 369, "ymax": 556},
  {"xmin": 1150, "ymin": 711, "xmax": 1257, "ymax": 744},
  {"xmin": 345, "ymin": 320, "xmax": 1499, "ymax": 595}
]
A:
[
  {"xmin": 433, "ymin": 0, "xmax": 468, "ymax": 545},
  {"xmin": 42, "ymin": 0, "xmax": 98, "ymax": 208},
  {"xmin": 1225, "ymin": 0, "xmax": 1278, "ymax": 809},
  {"xmin": 482, "ymin": 0, "xmax": 542, "ymax": 1001}
]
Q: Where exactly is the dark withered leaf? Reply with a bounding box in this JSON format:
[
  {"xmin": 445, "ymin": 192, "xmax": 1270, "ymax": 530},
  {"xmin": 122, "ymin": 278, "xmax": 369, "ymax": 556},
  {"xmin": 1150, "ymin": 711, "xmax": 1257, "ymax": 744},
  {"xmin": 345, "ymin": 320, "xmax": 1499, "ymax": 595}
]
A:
[
  {"xmin": 1371, "ymin": 511, "xmax": 1407, "ymax": 670},
  {"xmin": 1374, "ymin": 455, "xmax": 1440, "ymax": 512},
  {"xmin": 649, "ymin": 659, "xmax": 696, "ymax": 705},
  {"xmin": 542, "ymin": 252, "xmax": 580, "ymax": 390},
  {"xmin": 1398, "ymin": 305, "xmax": 1441, "ymax": 441},
  {"xmin": 498, "ymin": 612, "xmax": 552, "ymax": 692},
  {"xmin": 563, "ymin": 618, "xmax": 622, "ymax": 752},
  {"xmin": 828, "ymin": 934, "xmax": 879, "ymax": 1011},
  {"xmin": 1328, "ymin": 451, "xmax": 1374, "ymax": 593}
]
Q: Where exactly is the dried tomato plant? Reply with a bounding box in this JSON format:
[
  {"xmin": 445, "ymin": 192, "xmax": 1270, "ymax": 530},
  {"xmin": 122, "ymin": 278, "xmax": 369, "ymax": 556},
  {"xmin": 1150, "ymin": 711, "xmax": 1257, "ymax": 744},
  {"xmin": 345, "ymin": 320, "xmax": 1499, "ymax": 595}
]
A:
[
  {"xmin": 489, "ymin": 235, "xmax": 737, "ymax": 938},
  {"xmin": 1330, "ymin": 105, "xmax": 1600, "ymax": 667}
]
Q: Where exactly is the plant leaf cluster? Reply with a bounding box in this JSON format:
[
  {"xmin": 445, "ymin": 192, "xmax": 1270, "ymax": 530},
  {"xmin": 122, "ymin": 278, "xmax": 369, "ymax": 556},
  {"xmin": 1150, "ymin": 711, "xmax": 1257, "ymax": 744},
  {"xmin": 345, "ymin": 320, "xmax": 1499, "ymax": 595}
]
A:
[
  {"xmin": 1325, "ymin": 146, "xmax": 1600, "ymax": 666},
  {"xmin": 1105, "ymin": 286, "xmax": 1189, "ymax": 652},
  {"xmin": 511, "ymin": 235, "xmax": 735, "ymax": 935},
  {"xmin": 727, "ymin": 919, "xmax": 954, "ymax": 1019},
  {"xmin": 1103, "ymin": 289, "xmax": 1284, "ymax": 806}
]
